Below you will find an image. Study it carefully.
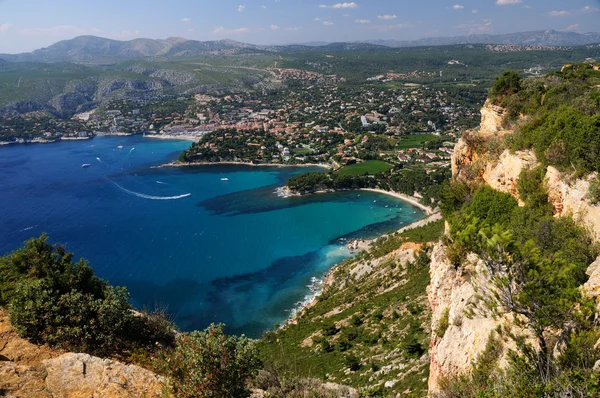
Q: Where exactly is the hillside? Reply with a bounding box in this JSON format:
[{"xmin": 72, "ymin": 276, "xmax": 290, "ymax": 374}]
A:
[
  {"xmin": 428, "ymin": 63, "xmax": 600, "ymax": 396},
  {"xmin": 258, "ymin": 219, "xmax": 444, "ymax": 397}
]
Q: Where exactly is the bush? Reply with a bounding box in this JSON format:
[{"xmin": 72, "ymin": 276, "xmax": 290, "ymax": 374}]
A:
[
  {"xmin": 3, "ymin": 235, "xmax": 175, "ymax": 358},
  {"xmin": 490, "ymin": 71, "xmax": 522, "ymax": 105},
  {"xmin": 159, "ymin": 324, "xmax": 262, "ymax": 398},
  {"xmin": 344, "ymin": 354, "xmax": 361, "ymax": 371},
  {"xmin": 435, "ymin": 308, "xmax": 450, "ymax": 338}
]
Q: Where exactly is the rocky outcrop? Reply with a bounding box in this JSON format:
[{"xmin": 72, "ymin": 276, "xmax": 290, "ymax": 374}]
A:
[
  {"xmin": 0, "ymin": 309, "xmax": 165, "ymax": 398},
  {"xmin": 546, "ymin": 166, "xmax": 600, "ymax": 241},
  {"xmin": 427, "ymin": 244, "xmax": 510, "ymax": 394},
  {"xmin": 429, "ymin": 99, "xmax": 600, "ymax": 394},
  {"xmin": 43, "ymin": 353, "xmax": 166, "ymax": 398},
  {"xmin": 479, "ymin": 99, "xmax": 506, "ymax": 135},
  {"xmin": 482, "ymin": 149, "xmax": 537, "ymax": 200}
]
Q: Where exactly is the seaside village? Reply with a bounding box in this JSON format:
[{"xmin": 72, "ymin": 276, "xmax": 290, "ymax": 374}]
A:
[{"xmin": 1, "ymin": 68, "xmax": 478, "ymax": 167}]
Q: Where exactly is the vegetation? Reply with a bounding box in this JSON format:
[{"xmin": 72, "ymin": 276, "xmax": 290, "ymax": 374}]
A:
[
  {"xmin": 157, "ymin": 323, "xmax": 262, "ymax": 398},
  {"xmin": 335, "ymin": 160, "xmax": 393, "ymax": 177},
  {"xmin": 440, "ymin": 125, "xmax": 600, "ymax": 395},
  {"xmin": 1, "ymin": 234, "xmax": 175, "ymax": 358},
  {"xmin": 257, "ymin": 220, "xmax": 444, "ymax": 396},
  {"xmin": 491, "ymin": 63, "xmax": 600, "ymax": 175},
  {"xmin": 287, "ymin": 165, "xmax": 450, "ymax": 207}
]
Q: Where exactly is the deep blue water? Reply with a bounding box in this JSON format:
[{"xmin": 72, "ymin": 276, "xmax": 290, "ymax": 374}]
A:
[{"xmin": 0, "ymin": 136, "xmax": 426, "ymax": 337}]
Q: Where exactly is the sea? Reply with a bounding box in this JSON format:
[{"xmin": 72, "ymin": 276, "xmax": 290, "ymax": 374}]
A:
[{"xmin": 0, "ymin": 136, "xmax": 426, "ymax": 337}]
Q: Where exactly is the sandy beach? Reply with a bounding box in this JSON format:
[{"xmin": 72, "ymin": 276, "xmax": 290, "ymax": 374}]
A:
[
  {"xmin": 359, "ymin": 188, "xmax": 434, "ymax": 215},
  {"xmin": 143, "ymin": 134, "xmax": 202, "ymax": 142},
  {"xmin": 161, "ymin": 160, "xmax": 332, "ymax": 169}
]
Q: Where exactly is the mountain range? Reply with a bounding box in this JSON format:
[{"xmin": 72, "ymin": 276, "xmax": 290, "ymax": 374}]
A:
[{"xmin": 1, "ymin": 30, "xmax": 599, "ymax": 64}]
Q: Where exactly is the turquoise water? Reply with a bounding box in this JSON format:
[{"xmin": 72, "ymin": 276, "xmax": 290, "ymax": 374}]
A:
[{"xmin": 0, "ymin": 136, "xmax": 426, "ymax": 337}]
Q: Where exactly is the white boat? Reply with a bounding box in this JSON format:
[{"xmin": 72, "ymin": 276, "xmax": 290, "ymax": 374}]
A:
[
  {"xmin": 221, "ymin": 178, "xmax": 229, "ymax": 181},
  {"xmin": 117, "ymin": 145, "xmax": 124, "ymax": 149},
  {"xmin": 82, "ymin": 163, "xmax": 91, "ymax": 168}
]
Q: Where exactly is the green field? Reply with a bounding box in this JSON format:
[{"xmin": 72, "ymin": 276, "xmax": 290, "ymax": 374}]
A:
[
  {"xmin": 292, "ymin": 147, "xmax": 313, "ymax": 155},
  {"xmin": 396, "ymin": 134, "xmax": 439, "ymax": 149},
  {"xmin": 335, "ymin": 160, "xmax": 393, "ymax": 176}
]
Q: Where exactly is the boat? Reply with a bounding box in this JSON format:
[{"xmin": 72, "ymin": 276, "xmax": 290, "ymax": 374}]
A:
[
  {"xmin": 221, "ymin": 178, "xmax": 229, "ymax": 181},
  {"xmin": 82, "ymin": 164, "xmax": 91, "ymax": 168},
  {"xmin": 117, "ymin": 145, "xmax": 124, "ymax": 149}
]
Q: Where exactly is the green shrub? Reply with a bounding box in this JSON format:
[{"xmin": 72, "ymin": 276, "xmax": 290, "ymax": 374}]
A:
[
  {"xmin": 159, "ymin": 324, "xmax": 262, "ymax": 398},
  {"xmin": 435, "ymin": 308, "xmax": 450, "ymax": 338},
  {"xmin": 588, "ymin": 179, "xmax": 600, "ymax": 205},
  {"xmin": 344, "ymin": 354, "xmax": 361, "ymax": 371},
  {"xmin": 3, "ymin": 235, "xmax": 175, "ymax": 358}
]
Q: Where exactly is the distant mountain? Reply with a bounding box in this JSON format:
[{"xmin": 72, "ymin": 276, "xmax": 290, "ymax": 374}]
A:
[
  {"xmin": 2, "ymin": 30, "xmax": 600, "ymax": 65},
  {"xmin": 0, "ymin": 36, "xmax": 277, "ymax": 64},
  {"xmin": 364, "ymin": 30, "xmax": 600, "ymax": 48}
]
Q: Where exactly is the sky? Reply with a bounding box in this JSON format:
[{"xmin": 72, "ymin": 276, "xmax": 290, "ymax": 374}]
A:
[{"xmin": 0, "ymin": 0, "xmax": 599, "ymax": 53}]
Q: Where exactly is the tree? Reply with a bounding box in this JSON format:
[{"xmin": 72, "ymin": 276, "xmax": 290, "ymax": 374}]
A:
[
  {"xmin": 475, "ymin": 227, "xmax": 595, "ymax": 384},
  {"xmin": 159, "ymin": 324, "xmax": 262, "ymax": 398}
]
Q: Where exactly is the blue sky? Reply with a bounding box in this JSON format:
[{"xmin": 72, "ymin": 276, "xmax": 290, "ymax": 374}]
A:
[{"xmin": 0, "ymin": 0, "xmax": 598, "ymax": 53}]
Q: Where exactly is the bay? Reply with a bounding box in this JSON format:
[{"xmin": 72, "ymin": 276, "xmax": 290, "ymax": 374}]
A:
[{"xmin": 0, "ymin": 136, "xmax": 426, "ymax": 337}]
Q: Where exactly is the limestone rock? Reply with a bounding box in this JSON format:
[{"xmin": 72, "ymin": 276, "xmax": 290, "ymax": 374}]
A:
[
  {"xmin": 43, "ymin": 353, "xmax": 166, "ymax": 398},
  {"xmin": 427, "ymin": 243, "xmax": 508, "ymax": 394},
  {"xmin": 546, "ymin": 166, "xmax": 600, "ymax": 241},
  {"xmin": 584, "ymin": 256, "xmax": 600, "ymax": 309},
  {"xmin": 479, "ymin": 99, "xmax": 506, "ymax": 136},
  {"xmin": 482, "ymin": 149, "xmax": 537, "ymax": 200}
]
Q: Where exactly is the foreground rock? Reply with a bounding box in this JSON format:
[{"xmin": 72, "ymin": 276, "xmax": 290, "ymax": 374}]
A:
[
  {"xmin": 0, "ymin": 309, "xmax": 165, "ymax": 398},
  {"xmin": 43, "ymin": 353, "xmax": 166, "ymax": 398}
]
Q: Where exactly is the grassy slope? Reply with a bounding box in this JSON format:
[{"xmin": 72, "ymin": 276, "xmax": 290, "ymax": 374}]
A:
[
  {"xmin": 335, "ymin": 160, "xmax": 393, "ymax": 176},
  {"xmin": 258, "ymin": 220, "xmax": 444, "ymax": 397},
  {"xmin": 396, "ymin": 134, "xmax": 439, "ymax": 150}
]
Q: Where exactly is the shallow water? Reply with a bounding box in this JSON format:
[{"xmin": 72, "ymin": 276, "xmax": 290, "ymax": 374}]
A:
[{"xmin": 0, "ymin": 136, "xmax": 426, "ymax": 337}]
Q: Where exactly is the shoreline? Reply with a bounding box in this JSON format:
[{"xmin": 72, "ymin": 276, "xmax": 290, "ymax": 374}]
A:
[
  {"xmin": 143, "ymin": 134, "xmax": 202, "ymax": 142},
  {"xmin": 282, "ymin": 190, "xmax": 440, "ymax": 329},
  {"xmin": 160, "ymin": 160, "xmax": 332, "ymax": 169},
  {"xmin": 359, "ymin": 188, "xmax": 434, "ymax": 215}
]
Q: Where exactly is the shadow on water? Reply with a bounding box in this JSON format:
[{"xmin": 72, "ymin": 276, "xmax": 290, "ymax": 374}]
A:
[
  {"xmin": 197, "ymin": 185, "xmax": 366, "ymax": 217},
  {"xmin": 115, "ymin": 248, "xmax": 326, "ymax": 337}
]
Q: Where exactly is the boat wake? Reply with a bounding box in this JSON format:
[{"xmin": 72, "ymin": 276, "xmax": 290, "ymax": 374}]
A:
[{"xmin": 109, "ymin": 181, "xmax": 191, "ymax": 200}]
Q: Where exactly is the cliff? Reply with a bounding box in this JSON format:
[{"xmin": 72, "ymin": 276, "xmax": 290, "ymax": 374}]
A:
[
  {"xmin": 0, "ymin": 309, "xmax": 166, "ymax": 398},
  {"xmin": 428, "ymin": 99, "xmax": 600, "ymax": 393}
]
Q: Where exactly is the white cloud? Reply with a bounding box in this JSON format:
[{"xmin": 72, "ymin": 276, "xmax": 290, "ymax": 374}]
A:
[
  {"xmin": 237, "ymin": 4, "xmax": 246, "ymax": 12},
  {"xmin": 271, "ymin": 24, "xmax": 279, "ymax": 30},
  {"xmin": 370, "ymin": 23, "xmax": 415, "ymax": 32},
  {"xmin": 453, "ymin": 4, "xmax": 464, "ymax": 10},
  {"xmin": 262, "ymin": 5, "xmax": 267, "ymax": 9},
  {"xmin": 319, "ymin": 2, "xmax": 358, "ymax": 9},
  {"xmin": 180, "ymin": 18, "xmax": 191, "ymax": 23},
  {"xmin": 0, "ymin": 23, "xmax": 10, "ymax": 34},
  {"xmin": 355, "ymin": 19, "xmax": 370, "ymax": 23},
  {"xmin": 213, "ymin": 26, "xmax": 251, "ymax": 34},
  {"xmin": 548, "ymin": 10, "xmax": 569, "ymax": 17},
  {"xmin": 496, "ymin": 0, "xmax": 521, "ymax": 5},
  {"xmin": 457, "ymin": 19, "xmax": 493, "ymax": 34},
  {"xmin": 565, "ymin": 24, "xmax": 580, "ymax": 31},
  {"xmin": 472, "ymin": 9, "xmax": 478, "ymax": 14},
  {"xmin": 323, "ymin": 21, "xmax": 334, "ymax": 25},
  {"xmin": 342, "ymin": 13, "xmax": 350, "ymax": 17},
  {"xmin": 377, "ymin": 14, "xmax": 397, "ymax": 20},
  {"xmin": 549, "ymin": 6, "xmax": 598, "ymax": 17}
]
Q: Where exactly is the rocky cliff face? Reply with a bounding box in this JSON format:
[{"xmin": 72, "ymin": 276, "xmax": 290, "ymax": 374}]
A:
[
  {"xmin": 0, "ymin": 309, "xmax": 165, "ymax": 398},
  {"xmin": 428, "ymin": 101, "xmax": 600, "ymax": 394}
]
